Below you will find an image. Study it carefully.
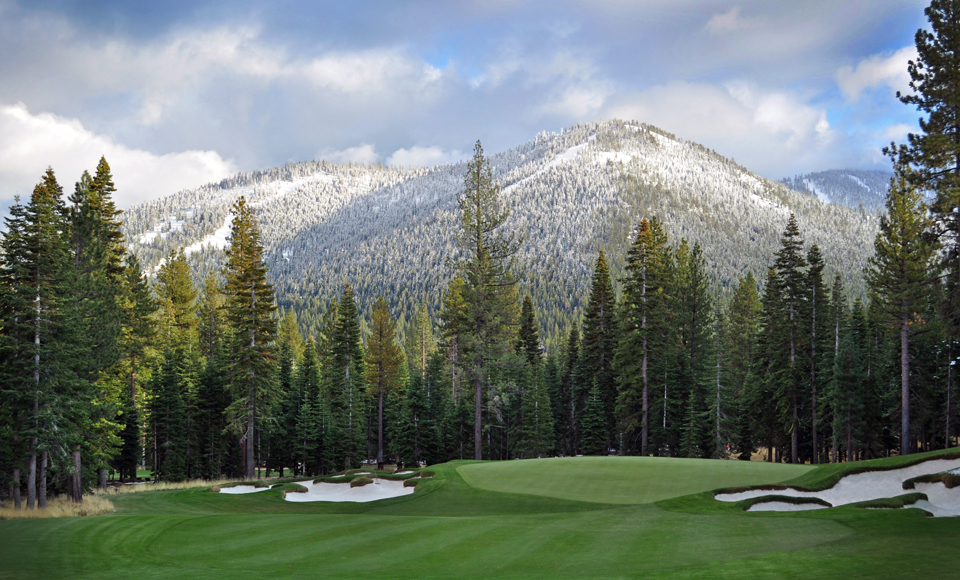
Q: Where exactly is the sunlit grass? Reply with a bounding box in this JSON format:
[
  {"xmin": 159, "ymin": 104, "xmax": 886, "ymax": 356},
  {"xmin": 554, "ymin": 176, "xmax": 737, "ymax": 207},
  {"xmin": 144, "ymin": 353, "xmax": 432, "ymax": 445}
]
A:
[
  {"xmin": 0, "ymin": 494, "xmax": 115, "ymax": 520},
  {"xmin": 95, "ymin": 478, "xmax": 234, "ymax": 495}
]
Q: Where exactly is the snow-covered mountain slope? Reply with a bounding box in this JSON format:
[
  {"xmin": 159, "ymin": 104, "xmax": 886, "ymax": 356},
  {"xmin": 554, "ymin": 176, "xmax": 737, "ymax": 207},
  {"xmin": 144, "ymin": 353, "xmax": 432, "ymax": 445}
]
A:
[
  {"xmin": 122, "ymin": 119, "xmax": 878, "ymax": 342},
  {"xmin": 781, "ymin": 169, "xmax": 892, "ymax": 212}
]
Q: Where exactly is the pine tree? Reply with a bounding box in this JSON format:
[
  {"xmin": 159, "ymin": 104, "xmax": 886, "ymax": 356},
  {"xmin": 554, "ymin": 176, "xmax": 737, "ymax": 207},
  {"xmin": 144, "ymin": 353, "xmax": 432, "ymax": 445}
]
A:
[
  {"xmin": 66, "ymin": 158, "xmax": 127, "ymax": 495},
  {"xmin": 558, "ymin": 325, "xmax": 579, "ymax": 455},
  {"xmin": 114, "ymin": 254, "xmax": 157, "ymax": 482},
  {"xmin": 0, "ymin": 169, "xmax": 76, "ymax": 508},
  {"xmin": 328, "ymin": 285, "xmax": 366, "ymax": 468},
  {"xmin": 893, "ymin": 0, "xmax": 960, "ymax": 323},
  {"xmin": 156, "ymin": 249, "xmax": 199, "ymax": 351},
  {"xmin": 616, "ymin": 218, "xmax": 672, "ymax": 456},
  {"xmin": 580, "ymin": 383, "xmax": 606, "ymax": 456},
  {"xmin": 866, "ymin": 170, "xmax": 937, "ymax": 455},
  {"xmin": 675, "ymin": 241, "xmax": 714, "ymax": 458},
  {"xmin": 516, "ymin": 295, "xmax": 542, "ymax": 366},
  {"xmin": 772, "ymin": 214, "xmax": 808, "ymax": 464},
  {"xmin": 579, "ymin": 251, "xmax": 618, "ymax": 451},
  {"xmin": 725, "ymin": 273, "xmax": 761, "ymax": 460},
  {"xmin": 805, "ymin": 245, "xmax": 830, "ymax": 463},
  {"xmin": 222, "ymin": 196, "xmax": 277, "ymax": 478},
  {"xmin": 451, "ymin": 142, "xmax": 520, "ymax": 460},
  {"xmin": 296, "ymin": 338, "xmax": 323, "ymax": 474},
  {"xmin": 273, "ymin": 311, "xmax": 302, "ymax": 476},
  {"xmin": 366, "ymin": 296, "xmax": 405, "ymax": 464}
]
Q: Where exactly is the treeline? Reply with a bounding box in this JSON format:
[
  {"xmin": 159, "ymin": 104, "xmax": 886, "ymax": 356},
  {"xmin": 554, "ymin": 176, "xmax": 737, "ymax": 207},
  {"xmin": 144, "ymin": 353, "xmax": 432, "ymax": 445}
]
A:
[{"xmin": 0, "ymin": 160, "xmax": 275, "ymax": 508}]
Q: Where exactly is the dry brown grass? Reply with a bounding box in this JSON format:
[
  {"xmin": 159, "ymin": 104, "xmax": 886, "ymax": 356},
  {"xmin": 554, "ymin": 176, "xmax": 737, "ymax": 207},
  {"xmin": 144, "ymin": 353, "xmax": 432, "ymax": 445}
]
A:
[
  {"xmin": 0, "ymin": 495, "xmax": 115, "ymax": 520},
  {"xmin": 95, "ymin": 478, "xmax": 234, "ymax": 495}
]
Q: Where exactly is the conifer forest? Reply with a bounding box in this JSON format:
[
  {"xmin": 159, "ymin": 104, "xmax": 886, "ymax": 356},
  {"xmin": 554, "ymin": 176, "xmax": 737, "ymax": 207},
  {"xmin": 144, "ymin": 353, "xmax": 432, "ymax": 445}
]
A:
[{"xmin": 2, "ymin": 0, "xmax": 960, "ymax": 515}]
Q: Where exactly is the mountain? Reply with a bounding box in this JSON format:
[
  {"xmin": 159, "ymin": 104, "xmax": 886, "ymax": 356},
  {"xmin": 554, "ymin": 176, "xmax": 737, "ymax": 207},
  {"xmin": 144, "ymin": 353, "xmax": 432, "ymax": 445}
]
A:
[
  {"xmin": 781, "ymin": 169, "xmax": 892, "ymax": 212},
  {"xmin": 122, "ymin": 119, "xmax": 879, "ymax": 345}
]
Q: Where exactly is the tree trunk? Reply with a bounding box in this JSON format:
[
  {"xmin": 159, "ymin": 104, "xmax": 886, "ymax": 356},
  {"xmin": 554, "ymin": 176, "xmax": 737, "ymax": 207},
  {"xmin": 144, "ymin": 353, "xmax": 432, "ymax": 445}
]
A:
[
  {"xmin": 377, "ymin": 388, "xmax": 384, "ymax": 464},
  {"xmin": 98, "ymin": 467, "xmax": 107, "ymax": 492},
  {"xmin": 38, "ymin": 450, "xmax": 48, "ymax": 509},
  {"xmin": 790, "ymin": 305, "xmax": 798, "ymax": 465},
  {"xmin": 246, "ymin": 381, "xmax": 256, "ymax": 479},
  {"xmin": 474, "ymin": 372, "xmax": 483, "ymax": 460},
  {"xmin": 947, "ymin": 352, "xmax": 953, "ymax": 448},
  {"xmin": 71, "ymin": 449, "xmax": 82, "ymax": 504},
  {"xmin": 27, "ymin": 447, "xmax": 37, "ymax": 509},
  {"xmin": 901, "ymin": 311, "xmax": 911, "ymax": 456},
  {"xmin": 641, "ymin": 335, "xmax": 648, "ymax": 456},
  {"xmin": 811, "ymin": 287, "xmax": 818, "ymax": 464},
  {"xmin": 12, "ymin": 468, "xmax": 21, "ymax": 509}
]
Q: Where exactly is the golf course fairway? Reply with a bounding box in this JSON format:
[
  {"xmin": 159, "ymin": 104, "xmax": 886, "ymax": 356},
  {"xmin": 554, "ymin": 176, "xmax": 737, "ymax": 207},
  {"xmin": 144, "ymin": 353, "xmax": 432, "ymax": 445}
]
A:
[{"xmin": 2, "ymin": 452, "xmax": 959, "ymax": 579}]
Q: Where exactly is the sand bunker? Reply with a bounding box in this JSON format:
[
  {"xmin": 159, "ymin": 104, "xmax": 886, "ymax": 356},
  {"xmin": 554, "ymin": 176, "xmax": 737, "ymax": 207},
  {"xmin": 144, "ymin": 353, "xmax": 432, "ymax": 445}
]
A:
[
  {"xmin": 716, "ymin": 458, "xmax": 960, "ymax": 516},
  {"xmin": 219, "ymin": 484, "xmax": 275, "ymax": 494},
  {"xmin": 284, "ymin": 479, "xmax": 414, "ymax": 503},
  {"xmin": 747, "ymin": 501, "xmax": 828, "ymax": 512}
]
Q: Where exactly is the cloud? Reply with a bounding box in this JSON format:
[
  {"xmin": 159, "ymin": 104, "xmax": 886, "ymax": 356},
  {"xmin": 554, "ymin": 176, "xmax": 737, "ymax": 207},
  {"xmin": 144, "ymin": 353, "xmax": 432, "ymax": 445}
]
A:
[
  {"xmin": 705, "ymin": 6, "xmax": 755, "ymax": 35},
  {"xmin": 0, "ymin": 102, "xmax": 236, "ymax": 208},
  {"xmin": 317, "ymin": 144, "xmax": 379, "ymax": 165},
  {"xmin": 835, "ymin": 46, "xmax": 917, "ymax": 102},
  {"xmin": 603, "ymin": 81, "xmax": 834, "ymax": 177},
  {"xmin": 386, "ymin": 146, "xmax": 465, "ymax": 168}
]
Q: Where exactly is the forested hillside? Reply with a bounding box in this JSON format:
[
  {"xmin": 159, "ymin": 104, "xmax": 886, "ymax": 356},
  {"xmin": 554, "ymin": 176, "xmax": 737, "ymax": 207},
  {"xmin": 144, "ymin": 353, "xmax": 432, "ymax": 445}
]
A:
[
  {"xmin": 122, "ymin": 119, "xmax": 878, "ymax": 345},
  {"xmin": 781, "ymin": 169, "xmax": 893, "ymax": 212}
]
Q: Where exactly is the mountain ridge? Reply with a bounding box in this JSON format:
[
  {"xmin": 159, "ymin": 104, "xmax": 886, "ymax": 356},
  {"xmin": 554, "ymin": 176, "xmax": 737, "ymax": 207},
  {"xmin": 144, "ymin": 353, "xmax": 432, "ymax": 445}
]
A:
[{"xmin": 122, "ymin": 119, "xmax": 879, "ymax": 344}]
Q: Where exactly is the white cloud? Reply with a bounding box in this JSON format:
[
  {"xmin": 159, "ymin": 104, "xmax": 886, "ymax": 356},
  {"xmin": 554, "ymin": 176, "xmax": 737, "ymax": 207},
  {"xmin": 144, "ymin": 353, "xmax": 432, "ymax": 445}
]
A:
[
  {"xmin": 386, "ymin": 146, "xmax": 465, "ymax": 168},
  {"xmin": 0, "ymin": 102, "xmax": 235, "ymax": 208},
  {"xmin": 603, "ymin": 81, "xmax": 834, "ymax": 177},
  {"xmin": 882, "ymin": 122, "xmax": 913, "ymax": 142},
  {"xmin": 705, "ymin": 6, "xmax": 753, "ymax": 35},
  {"xmin": 835, "ymin": 46, "xmax": 917, "ymax": 102},
  {"xmin": 317, "ymin": 144, "xmax": 379, "ymax": 165}
]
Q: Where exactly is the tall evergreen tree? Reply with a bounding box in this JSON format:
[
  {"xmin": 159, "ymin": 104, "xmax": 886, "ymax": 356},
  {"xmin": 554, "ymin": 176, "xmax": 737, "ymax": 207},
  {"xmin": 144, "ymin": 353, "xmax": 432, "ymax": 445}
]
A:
[
  {"xmin": 580, "ymin": 251, "xmax": 618, "ymax": 451},
  {"xmin": 113, "ymin": 254, "xmax": 157, "ymax": 482},
  {"xmin": 222, "ymin": 196, "xmax": 277, "ymax": 478},
  {"xmin": 675, "ymin": 241, "xmax": 714, "ymax": 458},
  {"xmin": 725, "ymin": 273, "xmax": 761, "ymax": 460},
  {"xmin": 771, "ymin": 214, "xmax": 808, "ymax": 464},
  {"xmin": 616, "ymin": 218, "xmax": 671, "ymax": 456},
  {"xmin": 451, "ymin": 141, "xmax": 521, "ymax": 460},
  {"xmin": 366, "ymin": 296, "xmax": 404, "ymax": 464},
  {"xmin": 893, "ymin": 0, "xmax": 960, "ymax": 325},
  {"xmin": 0, "ymin": 170, "xmax": 75, "ymax": 508},
  {"xmin": 866, "ymin": 170, "xmax": 937, "ymax": 455},
  {"xmin": 328, "ymin": 285, "xmax": 366, "ymax": 468},
  {"xmin": 805, "ymin": 245, "xmax": 830, "ymax": 463}
]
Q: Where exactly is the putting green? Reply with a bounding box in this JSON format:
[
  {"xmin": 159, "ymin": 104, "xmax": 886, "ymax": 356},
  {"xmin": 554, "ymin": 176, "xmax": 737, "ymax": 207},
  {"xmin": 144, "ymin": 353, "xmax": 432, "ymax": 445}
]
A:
[{"xmin": 457, "ymin": 456, "xmax": 814, "ymax": 504}]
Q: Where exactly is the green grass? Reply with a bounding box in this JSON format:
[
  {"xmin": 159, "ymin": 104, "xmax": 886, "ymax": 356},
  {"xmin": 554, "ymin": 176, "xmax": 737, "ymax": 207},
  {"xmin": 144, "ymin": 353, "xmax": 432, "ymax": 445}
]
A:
[
  {"xmin": 457, "ymin": 456, "xmax": 813, "ymax": 504},
  {"xmin": 2, "ymin": 453, "xmax": 960, "ymax": 579}
]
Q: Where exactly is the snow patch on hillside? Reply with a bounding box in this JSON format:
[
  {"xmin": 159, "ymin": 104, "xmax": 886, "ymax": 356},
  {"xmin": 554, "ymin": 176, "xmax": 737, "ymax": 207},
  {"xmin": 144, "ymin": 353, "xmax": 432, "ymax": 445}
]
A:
[{"xmin": 183, "ymin": 216, "xmax": 232, "ymax": 256}]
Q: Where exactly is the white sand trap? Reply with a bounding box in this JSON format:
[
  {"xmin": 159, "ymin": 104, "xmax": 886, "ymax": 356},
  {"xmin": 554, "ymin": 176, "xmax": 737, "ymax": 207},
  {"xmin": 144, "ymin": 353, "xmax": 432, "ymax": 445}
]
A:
[
  {"xmin": 747, "ymin": 501, "xmax": 828, "ymax": 512},
  {"xmin": 394, "ymin": 470, "xmax": 415, "ymax": 475},
  {"xmin": 284, "ymin": 479, "xmax": 414, "ymax": 503},
  {"xmin": 219, "ymin": 484, "xmax": 275, "ymax": 494},
  {"xmin": 716, "ymin": 458, "xmax": 960, "ymax": 516}
]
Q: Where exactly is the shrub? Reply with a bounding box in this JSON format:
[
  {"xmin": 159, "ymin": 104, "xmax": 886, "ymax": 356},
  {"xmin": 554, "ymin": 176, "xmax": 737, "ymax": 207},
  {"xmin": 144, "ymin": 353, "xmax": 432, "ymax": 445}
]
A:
[{"xmin": 281, "ymin": 484, "xmax": 309, "ymax": 499}]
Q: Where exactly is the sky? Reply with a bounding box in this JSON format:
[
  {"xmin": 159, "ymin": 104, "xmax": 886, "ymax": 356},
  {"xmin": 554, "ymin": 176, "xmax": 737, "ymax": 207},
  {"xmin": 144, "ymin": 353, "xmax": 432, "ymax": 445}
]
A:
[{"xmin": 0, "ymin": 0, "xmax": 931, "ymax": 208}]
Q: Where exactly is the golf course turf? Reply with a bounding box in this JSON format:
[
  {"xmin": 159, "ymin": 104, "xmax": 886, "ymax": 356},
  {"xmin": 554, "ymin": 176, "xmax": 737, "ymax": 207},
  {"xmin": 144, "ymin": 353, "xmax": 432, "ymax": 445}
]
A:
[{"xmin": 2, "ymin": 451, "xmax": 959, "ymax": 579}]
